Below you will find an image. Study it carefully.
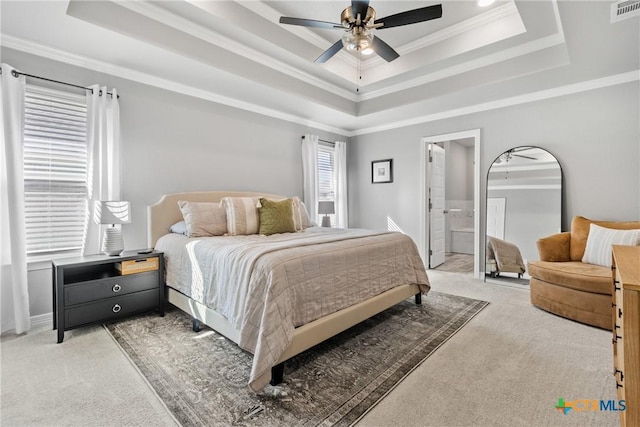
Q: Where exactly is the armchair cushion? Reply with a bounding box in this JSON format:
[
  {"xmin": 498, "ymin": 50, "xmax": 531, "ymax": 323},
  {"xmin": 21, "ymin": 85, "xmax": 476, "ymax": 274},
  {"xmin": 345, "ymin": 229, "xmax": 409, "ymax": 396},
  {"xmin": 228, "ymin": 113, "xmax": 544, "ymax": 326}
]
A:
[
  {"xmin": 536, "ymin": 232, "xmax": 571, "ymax": 262},
  {"xmin": 528, "ymin": 261, "xmax": 611, "ymax": 295},
  {"xmin": 570, "ymin": 216, "xmax": 640, "ymax": 261}
]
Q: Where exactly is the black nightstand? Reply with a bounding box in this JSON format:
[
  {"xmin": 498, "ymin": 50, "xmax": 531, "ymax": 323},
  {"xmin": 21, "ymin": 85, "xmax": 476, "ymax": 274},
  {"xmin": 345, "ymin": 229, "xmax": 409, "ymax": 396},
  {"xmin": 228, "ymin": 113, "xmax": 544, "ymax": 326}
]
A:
[{"xmin": 53, "ymin": 250, "xmax": 165, "ymax": 343}]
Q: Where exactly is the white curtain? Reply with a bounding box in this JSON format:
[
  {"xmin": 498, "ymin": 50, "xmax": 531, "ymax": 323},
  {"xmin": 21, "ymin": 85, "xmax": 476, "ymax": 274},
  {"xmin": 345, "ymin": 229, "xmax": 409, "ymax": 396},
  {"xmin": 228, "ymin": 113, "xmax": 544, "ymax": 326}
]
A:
[
  {"xmin": 0, "ymin": 64, "xmax": 30, "ymax": 334},
  {"xmin": 301, "ymin": 134, "xmax": 319, "ymax": 224},
  {"xmin": 83, "ymin": 85, "xmax": 121, "ymax": 255},
  {"xmin": 334, "ymin": 140, "xmax": 349, "ymax": 228}
]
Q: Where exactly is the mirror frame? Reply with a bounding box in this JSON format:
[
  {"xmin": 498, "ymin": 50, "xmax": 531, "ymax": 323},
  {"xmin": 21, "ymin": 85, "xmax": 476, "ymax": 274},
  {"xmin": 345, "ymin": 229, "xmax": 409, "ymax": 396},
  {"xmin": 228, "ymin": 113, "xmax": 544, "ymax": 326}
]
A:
[{"xmin": 484, "ymin": 146, "xmax": 564, "ymax": 283}]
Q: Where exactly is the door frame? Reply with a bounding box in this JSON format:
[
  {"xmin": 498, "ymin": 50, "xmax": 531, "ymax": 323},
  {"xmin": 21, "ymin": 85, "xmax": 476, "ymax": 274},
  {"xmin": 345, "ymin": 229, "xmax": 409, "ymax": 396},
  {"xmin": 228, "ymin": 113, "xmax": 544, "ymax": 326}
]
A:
[{"xmin": 420, "ymin": 129, "xmax": 482, "ymax": 280}]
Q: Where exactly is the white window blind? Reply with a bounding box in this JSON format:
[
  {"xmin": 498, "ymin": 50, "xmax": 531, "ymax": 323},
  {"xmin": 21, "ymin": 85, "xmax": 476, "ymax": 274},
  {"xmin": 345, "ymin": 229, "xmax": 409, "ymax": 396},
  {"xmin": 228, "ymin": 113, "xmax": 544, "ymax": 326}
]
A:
[
  {"xmin": 317, "ymin": 143, "xmax": 336, "ymax": 224},
  {"xmin": 23, "ymin": 85, "xmax": 88, "ymax": 258}
]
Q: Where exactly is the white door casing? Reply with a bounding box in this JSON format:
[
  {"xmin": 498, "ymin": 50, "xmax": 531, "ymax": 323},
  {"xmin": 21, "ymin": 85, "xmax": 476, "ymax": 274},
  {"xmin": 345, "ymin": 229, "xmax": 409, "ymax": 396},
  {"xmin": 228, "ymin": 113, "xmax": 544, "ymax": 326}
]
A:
[{"xmin": 429, "ymin": 144, "xmax": 446, "ymax": 268}]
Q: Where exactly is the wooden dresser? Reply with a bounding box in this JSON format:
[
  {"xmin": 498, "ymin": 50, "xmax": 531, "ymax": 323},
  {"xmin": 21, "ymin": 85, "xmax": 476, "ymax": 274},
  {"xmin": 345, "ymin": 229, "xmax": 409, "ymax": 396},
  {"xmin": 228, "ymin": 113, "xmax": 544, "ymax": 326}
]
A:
[{"xmin": 612, "ymin": 245, "xmax": 640, "ymax": 427}]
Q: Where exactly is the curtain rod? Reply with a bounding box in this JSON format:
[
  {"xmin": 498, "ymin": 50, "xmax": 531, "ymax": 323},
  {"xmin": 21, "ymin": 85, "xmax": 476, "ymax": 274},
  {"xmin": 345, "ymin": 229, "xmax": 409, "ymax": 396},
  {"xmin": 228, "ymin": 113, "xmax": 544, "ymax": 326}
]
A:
[
  {"xmin": 301, "ymin": 135, "xmax": 335, "ymax": 146},
  {"xmin": 0, "ymin": 67, "xmax": 119, "ymax": 98}
]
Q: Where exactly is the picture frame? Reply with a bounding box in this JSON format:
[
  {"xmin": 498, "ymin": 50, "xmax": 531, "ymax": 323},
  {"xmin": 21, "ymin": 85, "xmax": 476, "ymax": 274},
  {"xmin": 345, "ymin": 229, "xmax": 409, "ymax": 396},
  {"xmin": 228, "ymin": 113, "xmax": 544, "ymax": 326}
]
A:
[{"xmin": 371, "ymin": 159, "xmax": 393, "ymax": 184}]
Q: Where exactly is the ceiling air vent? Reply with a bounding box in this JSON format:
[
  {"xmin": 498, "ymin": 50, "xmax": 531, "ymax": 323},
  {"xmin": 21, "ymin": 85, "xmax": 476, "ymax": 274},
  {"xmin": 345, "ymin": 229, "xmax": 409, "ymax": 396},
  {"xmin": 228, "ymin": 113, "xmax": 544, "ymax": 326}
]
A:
[{"xmin": 611, "ymin": 0, "xmax": 640, "ymax": 23}]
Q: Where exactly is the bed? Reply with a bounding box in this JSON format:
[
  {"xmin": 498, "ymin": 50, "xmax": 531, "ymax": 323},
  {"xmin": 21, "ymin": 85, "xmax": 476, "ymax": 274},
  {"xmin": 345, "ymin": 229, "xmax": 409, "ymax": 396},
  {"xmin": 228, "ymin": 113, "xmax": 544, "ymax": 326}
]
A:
[{"xmin": 148, "ymin": 191, "xmax": 430, "ymax": 391}]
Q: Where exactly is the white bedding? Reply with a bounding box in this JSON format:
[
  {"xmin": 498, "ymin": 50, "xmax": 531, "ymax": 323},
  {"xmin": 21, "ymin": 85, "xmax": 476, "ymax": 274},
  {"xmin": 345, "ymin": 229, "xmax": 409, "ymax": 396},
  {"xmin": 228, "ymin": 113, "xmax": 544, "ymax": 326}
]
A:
[{"xmin": 155, "ymin": 227, "xmax": 430, "ymax": 390}]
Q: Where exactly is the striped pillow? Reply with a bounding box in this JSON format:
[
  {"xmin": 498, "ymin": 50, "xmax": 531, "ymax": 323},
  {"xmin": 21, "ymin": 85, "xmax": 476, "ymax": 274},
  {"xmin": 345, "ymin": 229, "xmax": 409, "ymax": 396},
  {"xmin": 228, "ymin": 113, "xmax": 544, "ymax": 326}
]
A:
[
  {"xmin": 178, "ymin": 201, "xmax": 227, "ymax": 237},
  {"xmin": 220, "ymin": 197, "xmax": 261, "ymax": 235},
  {"xmin": 582, "ymin": 223, "xmax": 640, "ymax": 266}
]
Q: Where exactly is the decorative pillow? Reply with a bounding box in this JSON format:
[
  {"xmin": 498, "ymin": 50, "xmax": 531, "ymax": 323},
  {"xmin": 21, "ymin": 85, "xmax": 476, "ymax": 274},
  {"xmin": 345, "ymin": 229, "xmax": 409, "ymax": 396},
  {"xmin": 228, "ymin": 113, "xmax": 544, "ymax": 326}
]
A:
[
  {"xmin": 581, "ymin": 223, "xmax": 640, "ymax": 266},
  {"xmin": 258, "ymin": 198, "xmax": 297, "ymax": 236},
  {"xmin": 299, "ymin": 201, "xmax": 313, "ymax": 228},
  {"xmin": 178, "ymin": 201, "xmax": 227, "ymax": 237},
  {"xmin": 168, "ymin": 220, "xmax": 188, "ymax": 235},
  {"xmin": 220, "ymin": 196, "xmax": 261, "ymax": 236}
]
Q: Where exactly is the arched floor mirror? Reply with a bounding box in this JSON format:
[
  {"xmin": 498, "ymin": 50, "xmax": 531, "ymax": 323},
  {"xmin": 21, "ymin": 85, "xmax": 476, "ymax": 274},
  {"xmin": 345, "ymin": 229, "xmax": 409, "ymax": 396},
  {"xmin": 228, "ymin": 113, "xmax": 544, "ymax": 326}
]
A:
[{"xmin": 485, "ymin": 146, "xmax": 562, "ymax": 286}]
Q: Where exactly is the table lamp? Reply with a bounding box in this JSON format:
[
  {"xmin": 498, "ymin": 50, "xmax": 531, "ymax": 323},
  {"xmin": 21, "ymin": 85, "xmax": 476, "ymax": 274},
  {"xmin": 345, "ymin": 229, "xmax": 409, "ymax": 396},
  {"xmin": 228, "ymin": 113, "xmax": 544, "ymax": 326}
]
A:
[
  {"xmin": 94, "ymin": 201, "xmax": 131, "ymax": 256},
  {"xmin": 318, "ymin": 201, "xmax": 335, "ymax": 228}
]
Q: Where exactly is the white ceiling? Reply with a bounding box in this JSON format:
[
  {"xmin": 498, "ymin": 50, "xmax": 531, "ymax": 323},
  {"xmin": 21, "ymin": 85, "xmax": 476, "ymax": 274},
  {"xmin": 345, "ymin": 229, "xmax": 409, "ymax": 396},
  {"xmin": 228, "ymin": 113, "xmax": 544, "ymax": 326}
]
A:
[{"xmin": 1, "ymin": 1, "xmax": 638, "ymax": 135}]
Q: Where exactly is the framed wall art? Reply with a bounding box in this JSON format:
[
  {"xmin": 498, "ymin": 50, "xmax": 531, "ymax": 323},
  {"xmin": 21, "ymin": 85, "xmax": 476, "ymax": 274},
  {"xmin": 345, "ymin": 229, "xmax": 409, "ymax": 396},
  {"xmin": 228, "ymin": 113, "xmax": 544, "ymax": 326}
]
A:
[{"xmin": 371, "ymin": 159, "xmax": 393, "ymax": 184}]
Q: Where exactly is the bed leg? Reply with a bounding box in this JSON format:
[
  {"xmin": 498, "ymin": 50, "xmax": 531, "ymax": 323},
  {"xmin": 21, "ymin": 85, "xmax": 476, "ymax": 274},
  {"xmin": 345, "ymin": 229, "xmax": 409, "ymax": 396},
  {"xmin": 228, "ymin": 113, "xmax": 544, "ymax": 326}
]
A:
[
  {"xmin": 192, "ymin": 318, "xmax": 202, "ymax": 332},
  {"xmin": 270, "ymin": 362, "xmax": 284, "ymax": 386},
  {"xmin": 415, "ymin": 292, "xmax": 422, "ymax": 305}
]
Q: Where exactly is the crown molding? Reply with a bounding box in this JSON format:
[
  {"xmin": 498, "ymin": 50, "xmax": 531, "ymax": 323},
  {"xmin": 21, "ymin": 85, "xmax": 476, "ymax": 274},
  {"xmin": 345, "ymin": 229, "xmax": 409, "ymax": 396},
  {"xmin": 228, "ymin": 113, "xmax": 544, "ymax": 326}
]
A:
[
  {"xmin": 351, "ymin": 70, "xmax": 640, "ymax": 136},
  {"xmin": 358, "ymin": 32, "xmax": 566, "ymax": 101},
  {"xmin": 117, "ymin": 1, "xmax": 358, "ymax": 102},
  {"xmin": 0, "ymin": 34, "xmax": 350, "ymax": 136},
  {"xmin": 361, "ymin": 0, "xmax": 522, "ymax": 71}
]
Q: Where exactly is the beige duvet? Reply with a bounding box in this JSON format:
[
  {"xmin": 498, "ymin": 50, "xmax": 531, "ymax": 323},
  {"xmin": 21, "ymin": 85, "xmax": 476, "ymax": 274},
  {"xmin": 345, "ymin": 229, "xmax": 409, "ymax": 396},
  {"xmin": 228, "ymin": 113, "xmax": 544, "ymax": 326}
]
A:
[{"xmin": 156, "ymin": 227, "xmax": 430, "ymax": 391}]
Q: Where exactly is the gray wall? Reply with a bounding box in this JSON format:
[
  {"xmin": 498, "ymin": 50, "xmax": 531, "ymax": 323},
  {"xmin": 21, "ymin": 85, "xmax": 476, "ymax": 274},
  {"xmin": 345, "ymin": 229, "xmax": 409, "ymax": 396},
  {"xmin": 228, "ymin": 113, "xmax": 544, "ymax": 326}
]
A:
[
  {"xmin": 487, "ymin": 188, "xmax": 562, "ymax": 264},
  {"xmin": 445, "ymin": 140, "xmax": 470, "ymax": 202},
  {"xmin": 348, "ymin": 82, "xmax": 640, "ymax": 270},
  {"xmin": 2, "ymin": 48, "xmax": 346, "ymax": 327}
]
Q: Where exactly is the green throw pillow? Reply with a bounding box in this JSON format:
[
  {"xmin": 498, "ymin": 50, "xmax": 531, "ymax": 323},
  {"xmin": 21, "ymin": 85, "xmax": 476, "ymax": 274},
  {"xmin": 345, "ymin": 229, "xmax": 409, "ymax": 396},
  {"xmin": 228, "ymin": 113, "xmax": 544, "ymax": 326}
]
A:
[{"xmin": 258, "ymin": 198, "xmax": 296, "ymax": 236}]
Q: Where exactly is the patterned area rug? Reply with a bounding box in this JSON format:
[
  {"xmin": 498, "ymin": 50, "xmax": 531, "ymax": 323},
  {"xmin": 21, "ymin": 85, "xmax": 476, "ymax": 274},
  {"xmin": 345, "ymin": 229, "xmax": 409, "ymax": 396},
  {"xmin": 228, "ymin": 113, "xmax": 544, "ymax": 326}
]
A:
[{"xmin": 105, "ymin": 291, "xmax": 488, "ymax": 426}]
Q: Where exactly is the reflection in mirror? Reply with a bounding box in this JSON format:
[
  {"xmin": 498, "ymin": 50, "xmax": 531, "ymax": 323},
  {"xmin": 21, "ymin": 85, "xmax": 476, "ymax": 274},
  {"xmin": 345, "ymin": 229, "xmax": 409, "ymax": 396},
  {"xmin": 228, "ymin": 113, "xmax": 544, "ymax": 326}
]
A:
[{"xmin": 485, "ymin": 146, "xmax": 562, "ymax": 286}]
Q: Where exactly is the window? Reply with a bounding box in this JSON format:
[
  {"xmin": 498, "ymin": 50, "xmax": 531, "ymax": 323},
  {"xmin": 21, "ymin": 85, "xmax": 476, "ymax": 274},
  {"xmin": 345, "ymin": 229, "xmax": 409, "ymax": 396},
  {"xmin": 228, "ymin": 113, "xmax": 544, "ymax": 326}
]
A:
[
  {"xmin": 317, "ymin": 143, "xmax": 336, "ymax": 225},
  {"xmin": 23, "ymin": 85, "xmax": 88, "ymax": 259}
]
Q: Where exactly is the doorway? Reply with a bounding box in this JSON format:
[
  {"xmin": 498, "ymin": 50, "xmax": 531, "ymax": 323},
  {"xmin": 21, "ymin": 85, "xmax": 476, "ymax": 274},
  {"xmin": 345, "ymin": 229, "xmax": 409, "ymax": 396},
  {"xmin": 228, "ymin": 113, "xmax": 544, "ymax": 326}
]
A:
[{"xmin": 420, "ymin": 130, "xmax": 481, "ymax": 279}]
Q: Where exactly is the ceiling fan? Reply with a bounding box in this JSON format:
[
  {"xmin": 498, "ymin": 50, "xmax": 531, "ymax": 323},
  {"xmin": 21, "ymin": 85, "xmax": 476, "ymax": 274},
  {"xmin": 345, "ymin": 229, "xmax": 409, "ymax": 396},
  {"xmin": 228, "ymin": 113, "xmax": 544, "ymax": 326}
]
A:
[
  {"xmin": 496, "ymin": 148, "xmax": 538, "ymax": 164},
  {"xmin": 279, "ymin": 1, "xmax": 443, "ymax": 63}
]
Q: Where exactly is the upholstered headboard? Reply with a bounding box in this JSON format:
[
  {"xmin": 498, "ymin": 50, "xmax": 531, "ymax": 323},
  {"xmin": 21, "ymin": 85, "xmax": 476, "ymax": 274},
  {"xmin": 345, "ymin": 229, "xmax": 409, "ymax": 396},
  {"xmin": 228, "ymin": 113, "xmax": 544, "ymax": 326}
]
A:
[{"xmin": 147, "ymin": 191, "xmax": 285, "ymax": 248}]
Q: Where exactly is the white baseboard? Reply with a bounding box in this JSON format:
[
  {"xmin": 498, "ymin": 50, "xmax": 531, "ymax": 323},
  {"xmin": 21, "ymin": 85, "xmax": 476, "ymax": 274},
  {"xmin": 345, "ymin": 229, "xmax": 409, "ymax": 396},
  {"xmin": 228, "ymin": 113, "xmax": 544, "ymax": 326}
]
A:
[
  {"xmin": 0, "ymin": 312, "xmax": 53, "ymax": 336},
  {"xmin": 31, "ymin": 312, "xmax": 53, "ymax": 329}
]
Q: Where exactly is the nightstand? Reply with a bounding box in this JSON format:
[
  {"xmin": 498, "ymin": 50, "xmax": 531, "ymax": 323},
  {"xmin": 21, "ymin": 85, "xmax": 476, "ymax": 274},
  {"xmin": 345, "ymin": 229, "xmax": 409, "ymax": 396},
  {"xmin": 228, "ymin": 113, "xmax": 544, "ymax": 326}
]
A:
[{"xmin": 53, "ymin": 250, "xmax": 165, "ymax": 343}]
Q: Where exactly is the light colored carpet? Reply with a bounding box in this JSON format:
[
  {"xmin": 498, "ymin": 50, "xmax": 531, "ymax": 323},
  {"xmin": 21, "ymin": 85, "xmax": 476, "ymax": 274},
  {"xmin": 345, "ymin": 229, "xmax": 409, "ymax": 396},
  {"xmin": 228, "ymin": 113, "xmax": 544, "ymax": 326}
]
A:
[{"xmin": 1, "ymin": 270, "xmax": 618, "ymax": 426}]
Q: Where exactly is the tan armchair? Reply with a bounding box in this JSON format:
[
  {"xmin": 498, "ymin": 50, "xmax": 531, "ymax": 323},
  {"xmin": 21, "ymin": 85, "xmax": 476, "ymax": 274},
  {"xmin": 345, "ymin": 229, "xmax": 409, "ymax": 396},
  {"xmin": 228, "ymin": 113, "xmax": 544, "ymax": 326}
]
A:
[{"xmin": 528, "ymin": 216, "xmax": 640, "ymax": 330}]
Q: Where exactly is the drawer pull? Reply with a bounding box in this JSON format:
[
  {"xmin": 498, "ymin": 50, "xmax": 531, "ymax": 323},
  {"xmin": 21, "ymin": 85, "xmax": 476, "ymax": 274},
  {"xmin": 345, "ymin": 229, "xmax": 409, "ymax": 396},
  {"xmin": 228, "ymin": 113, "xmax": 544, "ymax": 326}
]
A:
[
  {"xmin": 112, "ymin": 284, "xmax": 122, "ymax": 293},
  {"xmin": 616, "ymin": 382, "xmax": 623, "ymax": 389},
  {"xmin": 112, "ymin": 304, "xmax": 122, "ymax": 313},
  {"xmin": 614, "ymin": 369, "xmax": 624, "ymax": 381},
  {"xmin": 619, "ymin": 308, "xmax": 623, "ymax": 318}
]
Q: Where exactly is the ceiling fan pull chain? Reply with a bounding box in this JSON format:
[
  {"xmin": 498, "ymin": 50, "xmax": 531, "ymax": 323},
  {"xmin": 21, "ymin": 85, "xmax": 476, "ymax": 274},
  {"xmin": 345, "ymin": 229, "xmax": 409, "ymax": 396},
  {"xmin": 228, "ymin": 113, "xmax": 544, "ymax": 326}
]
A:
[{"xmin": 356, "ymin": 49, "xmax": 361, "ymax": 93}]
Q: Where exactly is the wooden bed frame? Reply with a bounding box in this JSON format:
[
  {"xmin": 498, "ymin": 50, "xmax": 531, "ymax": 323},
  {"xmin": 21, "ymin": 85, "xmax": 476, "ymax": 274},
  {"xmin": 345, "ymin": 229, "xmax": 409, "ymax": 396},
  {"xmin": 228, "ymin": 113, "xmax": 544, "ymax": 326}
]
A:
[{"xmin": 148, "ymin": 191, "xmax": 421, "ymax": 385}]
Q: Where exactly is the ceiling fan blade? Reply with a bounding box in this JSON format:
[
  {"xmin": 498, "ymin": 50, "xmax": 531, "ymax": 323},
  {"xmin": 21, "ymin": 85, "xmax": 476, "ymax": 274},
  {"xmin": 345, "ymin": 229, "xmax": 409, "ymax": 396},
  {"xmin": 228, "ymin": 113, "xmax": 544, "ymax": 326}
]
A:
[
  {"xmin": 279, "ymin": 17, "xmax": 343, "ymax": 29},
  {"xmin": 314, "ymin": 39, "xmax": 344, "ymax": 63},
  {"xmin": 352, "ymin": 0, "xmax": 370, "ymax": 21},
  {"xmin": 371, "ymin": 36, "xmax": 399, "ymax": 62},
  {"xmin": 514, "ymin": 154, "xmax": 538, "ymax": 160},
  {"xmin": 375, "ymin": 4, "xmax": 443, "ymax": 29}
]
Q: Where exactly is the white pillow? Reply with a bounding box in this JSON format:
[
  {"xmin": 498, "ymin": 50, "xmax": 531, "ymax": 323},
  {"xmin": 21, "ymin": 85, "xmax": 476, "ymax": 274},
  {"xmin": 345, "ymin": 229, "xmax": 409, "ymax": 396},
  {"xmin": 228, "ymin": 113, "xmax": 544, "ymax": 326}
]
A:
[
  {"xmin": 582, "ymin": 223, "xmax": 640, "ymax": 266},
  {"xmin": 168, "ymin": 220, "xmax": 188, "ymax": 235},
  {"xmin": 178, "ymin": 201, "xmax": 227, "ymax": 237},
  {"xmin": 299, "ymin": 201, "xmax": 312, "ymax": 229},
  {"xmin": 219, "ymin": 196, "xmax": 260, "ymax": 236},
  {"xmin": 290, "ymin": 197, "xmax": 314, "ymax": 231}
]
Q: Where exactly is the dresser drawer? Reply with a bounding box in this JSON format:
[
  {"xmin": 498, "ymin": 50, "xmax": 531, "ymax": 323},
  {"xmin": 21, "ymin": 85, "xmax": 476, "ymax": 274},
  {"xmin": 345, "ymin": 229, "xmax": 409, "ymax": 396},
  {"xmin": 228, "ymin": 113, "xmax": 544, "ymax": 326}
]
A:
[
  {"xmin": 64, "ymin": 271, "xmax": 159, "ymax": 306},
  {"xmin": 65, "ymin": 289, "xmax": 159, "ymax": 328}
]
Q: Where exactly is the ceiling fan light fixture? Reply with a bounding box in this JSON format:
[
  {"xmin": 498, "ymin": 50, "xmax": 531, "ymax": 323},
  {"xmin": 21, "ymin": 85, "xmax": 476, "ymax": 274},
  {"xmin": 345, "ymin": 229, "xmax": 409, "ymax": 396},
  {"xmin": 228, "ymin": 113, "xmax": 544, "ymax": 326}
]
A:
[{"xmin": 342, "ymin": 31, "xmax": 373, "ymax": 53}]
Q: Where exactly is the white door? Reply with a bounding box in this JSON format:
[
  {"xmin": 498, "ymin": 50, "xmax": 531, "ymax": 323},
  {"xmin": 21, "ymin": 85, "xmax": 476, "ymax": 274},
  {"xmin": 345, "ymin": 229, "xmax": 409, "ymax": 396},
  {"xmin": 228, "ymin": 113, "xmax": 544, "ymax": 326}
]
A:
[
  {"xmin": 486, "ymin": 197, "xmax": 506, "ymax": 239},
  {"xmin": 429, "ymin": 144, "xmax": 446, "ymax": 268}
]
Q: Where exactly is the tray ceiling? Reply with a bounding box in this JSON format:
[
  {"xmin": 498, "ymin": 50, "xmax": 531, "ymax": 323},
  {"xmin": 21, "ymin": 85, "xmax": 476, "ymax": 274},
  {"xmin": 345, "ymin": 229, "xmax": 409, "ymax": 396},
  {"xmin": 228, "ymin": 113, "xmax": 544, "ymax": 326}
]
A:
[{"xmin": 1, "ymin": 1, "xmax": 637, "ymax": 135}]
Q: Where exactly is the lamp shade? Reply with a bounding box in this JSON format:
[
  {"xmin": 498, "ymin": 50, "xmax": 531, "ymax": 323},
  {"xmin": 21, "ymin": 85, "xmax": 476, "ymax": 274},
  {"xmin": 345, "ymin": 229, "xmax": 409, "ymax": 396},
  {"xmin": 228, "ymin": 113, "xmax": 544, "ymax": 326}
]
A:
[
  {"xmin": 94, "ymin": 201, "xmax": 131, "ymax": 225},
  {"xmin": 318, "ymin": 201, "xmax": 335, "ymax": 215}
]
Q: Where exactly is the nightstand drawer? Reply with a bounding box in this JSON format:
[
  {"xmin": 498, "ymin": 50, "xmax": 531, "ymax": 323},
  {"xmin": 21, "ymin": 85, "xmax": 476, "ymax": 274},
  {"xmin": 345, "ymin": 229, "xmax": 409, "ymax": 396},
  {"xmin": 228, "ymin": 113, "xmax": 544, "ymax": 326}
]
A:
[
  {"xmin": 65, "ymin": 289, "xmax": 159, "ymax": 328},
  {"xmin": 64, "ymin": 271, "xmax": 159, "ymax": 306}
]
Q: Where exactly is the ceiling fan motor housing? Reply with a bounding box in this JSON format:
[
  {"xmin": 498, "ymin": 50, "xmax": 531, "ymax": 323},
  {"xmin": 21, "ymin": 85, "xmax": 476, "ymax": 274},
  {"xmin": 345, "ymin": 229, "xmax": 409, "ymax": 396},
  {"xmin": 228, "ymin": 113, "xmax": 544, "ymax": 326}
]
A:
[{"xmin": 341, "ymin": 6, "xmax": 376, "ymax": 26}]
